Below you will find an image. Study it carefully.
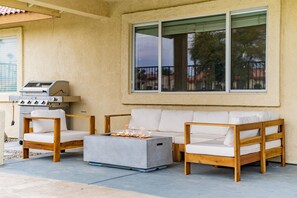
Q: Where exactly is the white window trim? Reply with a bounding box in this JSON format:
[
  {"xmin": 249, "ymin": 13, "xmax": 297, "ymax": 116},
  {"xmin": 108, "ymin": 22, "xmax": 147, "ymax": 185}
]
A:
[{"xmin": 0, "ymin": 27, "xmax": 23, "ymax": 101}]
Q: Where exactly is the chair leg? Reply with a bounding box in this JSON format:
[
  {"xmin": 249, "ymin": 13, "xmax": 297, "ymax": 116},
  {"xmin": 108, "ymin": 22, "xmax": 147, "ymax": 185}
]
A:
[
  {"xmin": 185, "ymin": 160, "xmax": 191, "ymax": 175},
  {"xmin": 53, "ymin": 144, "xmax": 60, "ymax": 162},
  {"xmin": 234, "ymin": 166, "xmax": 241, "ymax": 182},
  {"xmin": 53, "ymin": 150, "xmax": 60, "ymax": 162},
  {"xmin": 23, "ymin": 147, "xmax": 29, "ymax": 159},
  {"xmin": 261, "ymin": 159, "xmax": 266, "ymax": 174}
]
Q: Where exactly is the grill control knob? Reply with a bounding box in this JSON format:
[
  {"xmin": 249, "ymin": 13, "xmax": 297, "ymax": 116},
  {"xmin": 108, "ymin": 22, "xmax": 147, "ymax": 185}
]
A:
[
  {"xmin": 41, "ymin": 101, "xmax": 46, "ymax": 105},
  {"xmin": 27, "ymin": 101, "xmax": 31, "ymax": 104},
  {"xmin": 34, "ymin": 101, "xmax": 38, "ymax": 105},
  {"xmin": 20, "ymin": 100, "xmax": 25, "ymax": 104}
]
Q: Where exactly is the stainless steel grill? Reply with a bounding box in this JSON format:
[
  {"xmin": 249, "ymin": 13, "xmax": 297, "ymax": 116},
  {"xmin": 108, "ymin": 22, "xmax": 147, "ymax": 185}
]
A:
[{"xmin": 9, "ymin": 80, "xmax": 81, "ymax": 144}]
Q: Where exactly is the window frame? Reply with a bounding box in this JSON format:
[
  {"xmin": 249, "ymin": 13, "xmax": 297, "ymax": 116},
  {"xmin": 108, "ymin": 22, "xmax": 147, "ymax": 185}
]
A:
[
  {"xmin": 0, "ymin": 27, "xmax": 23, "ymax": 101},
  {"xmin": 132, "ymin": 22, "xmax": 159, "ymax": 93},
  {"xmin": 121, "ymin": 0, "xmax": 280, "ymax": 107},
  {"xmin": 131, "ymin": 7, "xmax": 268, "ymax": 93}
]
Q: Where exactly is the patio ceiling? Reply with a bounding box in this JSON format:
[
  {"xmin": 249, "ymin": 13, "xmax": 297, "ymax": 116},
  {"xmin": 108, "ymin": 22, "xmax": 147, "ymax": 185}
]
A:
[{"xmin": 0, "ymin": 0, "xmax": 215, "ymax": 20}]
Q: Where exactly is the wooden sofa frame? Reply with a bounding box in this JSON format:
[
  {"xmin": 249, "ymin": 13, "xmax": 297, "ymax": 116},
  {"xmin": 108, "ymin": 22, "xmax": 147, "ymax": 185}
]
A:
[
  {"xmin": 23, "ymin": 114, "xmax": 95, "ymax": 162},
  {"xmin": 104, "ymin": 114, "xmax": 285, "ymax": 172},
  {"xmin": 184, "ymin": 119, "xmax": 285, "ymax": 182}
]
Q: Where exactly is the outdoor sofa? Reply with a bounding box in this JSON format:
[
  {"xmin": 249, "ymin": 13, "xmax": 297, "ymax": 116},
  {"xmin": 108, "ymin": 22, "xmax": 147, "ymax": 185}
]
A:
[{"xmin": 105, "ymin": 108, "xmax": 285, "ymax": 181}]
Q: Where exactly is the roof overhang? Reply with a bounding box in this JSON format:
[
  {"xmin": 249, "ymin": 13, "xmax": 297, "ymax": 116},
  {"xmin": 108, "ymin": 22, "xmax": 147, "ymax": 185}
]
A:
[{"xmin": 0, "ymin": 0, "xmax": 110, "ymax": 19}]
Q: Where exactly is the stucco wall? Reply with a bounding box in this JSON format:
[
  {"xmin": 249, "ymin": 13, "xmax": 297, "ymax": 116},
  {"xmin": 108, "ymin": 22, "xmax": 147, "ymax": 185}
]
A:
[
  {"xmin": 0, "ymin": 0, "xmax": 297, "ymax": 163},
  {"xmin": 0, "ymin": 111, "xmax": 4, "ymax": 165}
]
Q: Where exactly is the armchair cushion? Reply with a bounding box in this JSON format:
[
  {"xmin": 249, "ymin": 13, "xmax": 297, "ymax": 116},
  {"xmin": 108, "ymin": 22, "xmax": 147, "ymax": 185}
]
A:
[
  {"xmin": 128, "ymin": 108, "xmax": 162, "ymax": 131},
  {"xmin": 224, "ymin": 116, "xmax": 260, "ymax": 146},
  {"xmin": 186, "ymin": 139, "xmax": 281, "ymax": 157},
  {"xmin": 24, "ymin": 130, "xmax": 89, "ymax": 143},
  {"xmin": 31, "ymin": 109, "xmax": 68, "ymax": 133}
]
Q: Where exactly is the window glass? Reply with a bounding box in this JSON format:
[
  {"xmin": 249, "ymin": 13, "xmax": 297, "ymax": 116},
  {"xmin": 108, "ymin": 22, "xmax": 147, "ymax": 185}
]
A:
[
  {"xmin": 231, "ymin": 11, "xmax": 266, "ymax": 90},
  {"xmin": 161, "ymin": 15, "xmax": 226, "ymax": 91},
  {"xmin": 134, "ymin": 25, "xmax": 158, "ymax": 91},
  {"xmin": 0, "ymin": 37, "xmax": 17, "ymax": 92}
]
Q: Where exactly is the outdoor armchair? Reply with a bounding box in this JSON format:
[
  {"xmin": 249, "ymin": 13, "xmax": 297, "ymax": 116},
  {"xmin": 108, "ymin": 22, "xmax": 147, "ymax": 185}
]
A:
[{"xmin": 22, "ymin": 109, "xmax": 95, "ymax": 162}]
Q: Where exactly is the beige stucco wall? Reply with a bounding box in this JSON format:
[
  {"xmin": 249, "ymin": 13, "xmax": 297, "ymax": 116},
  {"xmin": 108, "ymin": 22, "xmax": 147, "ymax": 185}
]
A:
[{"xmin": 1, "ymin": 0, "xmax": 297, "ymax": 163}]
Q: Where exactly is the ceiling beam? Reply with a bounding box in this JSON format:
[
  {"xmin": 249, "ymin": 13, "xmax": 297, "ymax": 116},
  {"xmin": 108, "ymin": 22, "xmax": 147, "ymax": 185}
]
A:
[
  {"xmin": 0, "ymin": 12, "xmax": 53, "ymax": 25},
  {"xmin": 16, "ymin": 0, "xmax": 110, "ymax": 19},
  {"xmin": 0, "ymin": 0, "xmax": 61, "ymax": 17}
]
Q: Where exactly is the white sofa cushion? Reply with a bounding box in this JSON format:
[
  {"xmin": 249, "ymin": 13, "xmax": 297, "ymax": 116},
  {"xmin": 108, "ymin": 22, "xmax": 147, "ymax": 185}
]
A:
[
  {"xmin": 186, "ymin": 139, "xmax": 280, "ymax": 157},
  {"xmin": 24, "ymin": 130, "xmax": 89, "ymax": 143},
  {"xmin": 158, "ymin": 110, "xmax": 193, "ymax": 133},
  {"xmin": 229, "ymin": 111, "xmax": 268, "ymax": 121},
  {"xmin": 128, "ymin": 108, "xmax": 162, "ymax": 131},
  {"xmin": 149, "ymin": 131, "xmax": 181, "ymax": 142},
  {"xmin": 224, "ymin": 116, "xmax": 260, "ymax": 146},
  {"xmin": 229, "ymin": 111, "xmax": 280, "ymax": 135},
  {"xmin": 191, "ymin": 111, "xmax": 229, "ymax": 136},
  {"xmin": 31, "ymin": 109, "xmax": 68, "ymax": 133}
]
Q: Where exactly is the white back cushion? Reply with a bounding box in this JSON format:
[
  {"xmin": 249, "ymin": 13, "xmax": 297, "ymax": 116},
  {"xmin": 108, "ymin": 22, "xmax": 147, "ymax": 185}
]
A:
[
  {"xmin": 158, "ymin": 110, "xmax": 193, "ymax": 133},
  {"xmin": 191, "ymin": 111, "xmax": 229, "ymax": 136},
  {"xmin": 31, "ymin": 109, "xmax": 67, "ymax": 133},
  {"xmin": 128, "ymin": 109, "xmax": 162, "ymax": 131},
  {"xmin": 224, "ymin": 116, "xmax": 260, "ymax": 146}
]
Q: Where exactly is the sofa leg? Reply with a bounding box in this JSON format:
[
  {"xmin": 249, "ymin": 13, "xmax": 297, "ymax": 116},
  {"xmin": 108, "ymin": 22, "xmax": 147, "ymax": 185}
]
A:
[
  {"xmin": 23, "ymin": 148, "xmax": 29, "ymax": 159},
  {"xmin": 281, "ymin": 147, "xmax": 286, "ymax": 167},
  {"xmin": 185, "ymin": 161, "xmax": 191, "ymax": 175},
  {"xmin": 234, "ymin": 166, "xmax": 241, "ymax": 182},
  {"xmin": 172, "ymin": 145, "xmax": 182, "ymax": 162},
  {"xmin": 281, "ymin": 155, "xmax": 286, "ymax": 167}
]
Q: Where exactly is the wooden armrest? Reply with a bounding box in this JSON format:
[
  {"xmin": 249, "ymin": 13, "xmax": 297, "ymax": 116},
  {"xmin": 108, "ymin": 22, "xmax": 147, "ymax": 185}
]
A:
[
  {"xmin": 66, "ymin": 114, "xmax": 95, "ymax": 135},
  {"xmin": 104, "ymin": 113, "xmax": 131, "ymax": 133},
  {"xmin": 24, "ymin": 116, "xmax": 60, "ymax": 121},
  {"xmin": 185, "ymin": 122, "xmax": 235, "ymax": 128},
  {"xmin": 184, "ymin": 121, "xmax": 263, "ymax": 146},
  {"xmin": 66, "ymin": 114, "xmax": 93, "ymax": 119},
  {"xmin": 105, "ymin": 114, "xmax": 131, "ymax": 118},
  {"xmin": 23, "ymin": 114, "xmax": 95, "ymax": 135}
]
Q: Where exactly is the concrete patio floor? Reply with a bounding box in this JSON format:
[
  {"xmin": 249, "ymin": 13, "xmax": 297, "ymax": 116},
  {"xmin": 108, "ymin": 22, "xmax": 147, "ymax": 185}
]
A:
[{"xmin": 1, "ymin": 151, "xmax": 297, "ymax": 198}]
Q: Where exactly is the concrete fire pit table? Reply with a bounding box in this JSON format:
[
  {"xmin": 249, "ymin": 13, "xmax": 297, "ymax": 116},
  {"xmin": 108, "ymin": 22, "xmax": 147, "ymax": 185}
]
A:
[{"xmin": 83, "ymin": 134, "xmax": 173, "ymax": 172}]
